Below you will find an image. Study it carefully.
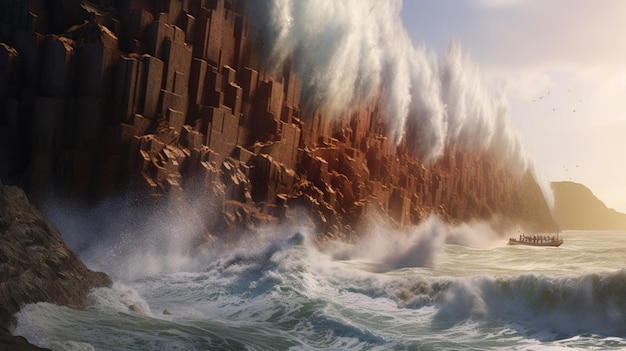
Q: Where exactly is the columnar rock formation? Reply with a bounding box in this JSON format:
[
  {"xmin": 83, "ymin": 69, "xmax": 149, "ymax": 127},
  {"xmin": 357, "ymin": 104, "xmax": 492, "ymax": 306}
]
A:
[{"xmin": 0, "ymin": 0, "xmax": 555, "ymax": 239}]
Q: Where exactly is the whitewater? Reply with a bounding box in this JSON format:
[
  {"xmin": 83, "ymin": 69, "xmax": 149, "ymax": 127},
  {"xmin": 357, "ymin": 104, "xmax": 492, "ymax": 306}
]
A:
[{"xmin": 13, "ymin": 214, "xmax": 626, "ymax": 351}]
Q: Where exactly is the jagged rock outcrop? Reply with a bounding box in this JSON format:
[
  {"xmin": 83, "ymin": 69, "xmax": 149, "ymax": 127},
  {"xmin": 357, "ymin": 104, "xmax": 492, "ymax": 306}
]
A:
[
  {"xmin": 0, "ymin": 325, "xmax": 51, "ymax": 351},
  {"xmin": 0, "ymin": 0, "xmax": 555, "ymax": 239},
  {"xmin": 0, "ymin": 179, "xmax": 112, "ymax": 330},
  {"xmin": 552, "ymin": 181, "xmax": 626, "ymax": 230}
]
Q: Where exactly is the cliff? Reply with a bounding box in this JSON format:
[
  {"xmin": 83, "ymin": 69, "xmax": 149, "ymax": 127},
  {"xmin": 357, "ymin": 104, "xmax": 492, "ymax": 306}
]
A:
[
  {"xmin": 551, "ymin": 181, "xmax": 626, "ymax": 230},
  {"xmin": 0, "ymin": 0, "xmax": 555, "ymax": 239}
]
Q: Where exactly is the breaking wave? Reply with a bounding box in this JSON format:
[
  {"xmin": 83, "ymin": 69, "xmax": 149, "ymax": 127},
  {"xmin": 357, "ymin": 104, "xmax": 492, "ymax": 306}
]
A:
[{"xmin": 14, "ymin": 223, "xmax": 626, "ymax": 350}]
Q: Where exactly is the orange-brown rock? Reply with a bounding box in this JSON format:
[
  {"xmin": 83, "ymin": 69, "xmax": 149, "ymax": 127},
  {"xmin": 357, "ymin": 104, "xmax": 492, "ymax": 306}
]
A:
[{"xmin": 0, "ymin": 0, "xmax": 555, "ymax": 241}]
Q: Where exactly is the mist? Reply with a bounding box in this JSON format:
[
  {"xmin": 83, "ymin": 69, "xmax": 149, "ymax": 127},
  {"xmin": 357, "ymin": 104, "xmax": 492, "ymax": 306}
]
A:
[
  {"xmin": 41, "ymin": 196, "xmax": 323, "ymax": 282},
  {"xmin": 250, "ymin": 0, "xmax": 529, "ymax": 171},
  {"xmin": 42, "ymin": 196, "xmax": 215, "ymax": 281},
  {"xmin": 318, "ymin": 215, "xmax": 505, "ymax": 273}
]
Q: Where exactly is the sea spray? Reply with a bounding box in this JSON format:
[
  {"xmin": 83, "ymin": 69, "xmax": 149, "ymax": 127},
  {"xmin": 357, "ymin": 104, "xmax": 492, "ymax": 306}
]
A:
[
  {"xmin": 319, "ymin": 214, "xmax": 508, "ymax": 272},
  {"xmin": 42, "ymin": 195, "xmax": 219, "ymax": 280},
  {"xmin": 13, "ymin": 230, "xmax": 626, "ymax": 350},
  {"xmin": 249, "ymin": 0, "xmax": 529, "ymax": 172},
  {"xmin": 444, "ymin": 218, "xmax": 507, "ymax": 247},
  {"xmin": 319, "ymin": 215, "xmax": 445, "ymax": 271},
  {"xmin": 21, "ymin": 197, "xmax": 626, "ymax": 349},
  {"xmin": 247, "ymin": 0, "xmax": 560, "ymax": 209}
]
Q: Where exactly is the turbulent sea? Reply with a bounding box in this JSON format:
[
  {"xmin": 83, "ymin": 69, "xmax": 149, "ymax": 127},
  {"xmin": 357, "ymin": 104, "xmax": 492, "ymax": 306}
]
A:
[{"xmin": 14, "ymin": 218, "xmax": 626, "ymax": 350}]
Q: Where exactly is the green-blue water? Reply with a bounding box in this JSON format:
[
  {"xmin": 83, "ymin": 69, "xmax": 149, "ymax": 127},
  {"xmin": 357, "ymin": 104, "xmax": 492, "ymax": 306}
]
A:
[{"xmin": 14, "ymin": 221, "xmax": 626, "ymax": 350}]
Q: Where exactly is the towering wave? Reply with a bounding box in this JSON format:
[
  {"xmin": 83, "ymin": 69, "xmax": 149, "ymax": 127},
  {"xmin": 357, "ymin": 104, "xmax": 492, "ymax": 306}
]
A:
[{"xmin": 250, "ymin": 0, "xmax": 528, "ymax": 171}]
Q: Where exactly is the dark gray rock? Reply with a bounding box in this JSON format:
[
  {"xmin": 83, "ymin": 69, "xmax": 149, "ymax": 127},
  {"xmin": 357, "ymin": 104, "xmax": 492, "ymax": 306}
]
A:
[
  {"xmin": 128, "ymin": 304, "xmax": 145, "ymax": 314},
  {"xmin": 0, "ymin": 326, "xmax": 51, "ymax": 351},
  {"xmin": 0, "ymin": 179, "xmax": 112, "ymax": 347}
]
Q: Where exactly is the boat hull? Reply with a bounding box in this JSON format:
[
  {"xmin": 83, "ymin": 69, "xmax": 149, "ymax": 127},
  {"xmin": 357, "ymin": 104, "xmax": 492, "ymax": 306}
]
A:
[{"xmin": 508, "ymin": 238, "xmax": 563, "ymax": 247}]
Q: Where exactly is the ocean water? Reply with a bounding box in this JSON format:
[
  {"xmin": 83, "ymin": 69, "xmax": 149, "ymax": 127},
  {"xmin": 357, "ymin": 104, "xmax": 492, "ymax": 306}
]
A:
[{"xmin": 13, "ymin": 217, "xmax": 626, "ymax": 350}]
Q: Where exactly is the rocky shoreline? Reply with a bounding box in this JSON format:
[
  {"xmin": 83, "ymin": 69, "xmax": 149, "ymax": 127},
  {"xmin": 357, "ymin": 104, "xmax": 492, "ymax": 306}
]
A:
[
  {"xmin": 0, "ymin": 179, "xmax": 111, "ymax": 350},
  {"xmin": 0, "ymin": 325, "xmax": 51, "ymax": 351}
]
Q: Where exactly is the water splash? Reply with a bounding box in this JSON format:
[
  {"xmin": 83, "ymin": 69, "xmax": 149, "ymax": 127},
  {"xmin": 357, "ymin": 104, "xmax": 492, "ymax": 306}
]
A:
[
  {"xmin": 250, "ymin": 0, "xmax": 529, "ymax": 172},
  {"xmin": 42, "ymin": 196, "xmax": 214, "ymax": 280}
]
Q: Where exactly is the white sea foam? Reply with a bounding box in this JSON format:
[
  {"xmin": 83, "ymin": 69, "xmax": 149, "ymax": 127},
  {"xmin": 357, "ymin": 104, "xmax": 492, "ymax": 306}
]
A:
[
  {"xmin": 318, "ymin": 214, "xmax": 507, "ymax": 273},
  {"xmin": 250, "ymin": 0, "xmax": 529, "ymax": 172},
  {"xmin": 14, "ymin": 230, "xmax": 626, "ymax": 350},
  {"xmin": 247, "ymin": 0, "xmax": 565, "ymax": 206}
]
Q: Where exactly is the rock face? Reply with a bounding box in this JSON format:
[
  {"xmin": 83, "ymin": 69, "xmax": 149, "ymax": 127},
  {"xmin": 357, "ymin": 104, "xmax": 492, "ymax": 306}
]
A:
[
  {"xmin": 0, "ymin": 0, "xmax": 555, "ymax": 239},
  {"xmin": 0, "ymin": 179, "xmax": 112, "ymax": 329},
  {"xmin": 0, "ymin": 326, "xmax": 51, "ymax": 351},
  {"xmin": 551, "ymin": 181, "xmax": 626, "ymax": 230}
]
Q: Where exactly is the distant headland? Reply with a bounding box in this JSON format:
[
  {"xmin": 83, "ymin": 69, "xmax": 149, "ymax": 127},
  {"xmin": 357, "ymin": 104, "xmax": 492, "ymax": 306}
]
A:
[{"xmin": 551, "ymin": 181, "xmax": 626, "ymax": 230}]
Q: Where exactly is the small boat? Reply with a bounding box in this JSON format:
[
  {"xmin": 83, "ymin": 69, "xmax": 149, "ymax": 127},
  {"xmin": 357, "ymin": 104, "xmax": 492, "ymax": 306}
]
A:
[{"xmin": 508, "ymin": 229, "xmax": 563, "ymax": 247}]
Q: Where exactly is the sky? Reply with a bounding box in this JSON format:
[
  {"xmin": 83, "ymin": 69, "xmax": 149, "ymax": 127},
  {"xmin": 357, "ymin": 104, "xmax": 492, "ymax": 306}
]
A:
[{"xmin": 400, "ymin": 0, "xmax": 626, "ymax": 213}]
